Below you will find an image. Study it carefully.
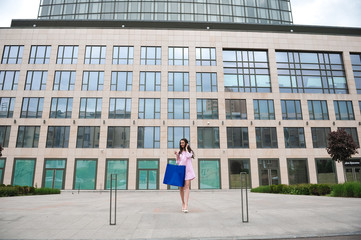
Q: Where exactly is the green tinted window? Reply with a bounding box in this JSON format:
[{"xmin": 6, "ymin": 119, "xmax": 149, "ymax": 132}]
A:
[
  {"xmin": 199, "ymin": 160, "xmax": 220, "ymax": 189},
  {"xmin": 0, "ymin": 159, "xmax": 5, "ymax": 168},
  {"xmin": 45, "ymin": 159, "xmax": 66, "ymax": 169},
  {"xmin": 106, "ymin": 160, "xmax": 128, "ymax": 190},
  {"xmin": 138, "ymin": 160, "xmax": 158, "ymax": 169},
  {"xmin": 74, "ymin": 160, "xmax": 97, "ymax": 190},
  {"xmin": 12, "ymin": 159, "xmax": 35, "ymax": 186},
  {"xmin": 316, "ymin": 159, "xmax": 337, "ymax": 184}
]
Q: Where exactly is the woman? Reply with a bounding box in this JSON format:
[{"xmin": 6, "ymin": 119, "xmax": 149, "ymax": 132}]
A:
[{"xmin": 174, "ymin": 138, "xmax": 195, "ymax": 213}]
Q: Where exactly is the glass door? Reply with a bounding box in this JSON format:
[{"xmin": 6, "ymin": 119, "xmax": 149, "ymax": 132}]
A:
[
  {"xmin": 137, "ymin": 159, "xmax": 159, "ymax": 190},
  {"xmin": 344, "ymin": 160, "xmax": 361, "ymax": 182},
  {"xmin": 258, "ymin": 159, "xmax": 280, "ymax": 186},
  {"xmin": 44, "ymin": 169, "xmax": 64, "ymax": 189}
]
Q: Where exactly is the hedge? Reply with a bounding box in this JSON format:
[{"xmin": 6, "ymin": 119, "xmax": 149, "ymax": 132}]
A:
[
  {"xmin": 331, "ymin": 182, "xmax": 361, "ymax": 198},
  {"xmin": 0, "ymin": 184, "xmax": 60, "ymax": 197}
]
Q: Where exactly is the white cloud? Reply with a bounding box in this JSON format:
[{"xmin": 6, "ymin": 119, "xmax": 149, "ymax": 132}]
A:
[{"xmin": 0, "ymin": 0, "xmax": 40, "ymax": 27}]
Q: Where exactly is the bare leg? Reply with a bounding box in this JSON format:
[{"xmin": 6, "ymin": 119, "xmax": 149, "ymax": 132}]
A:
[
  {"xmin": 184, "ymin": 180, "xmax": 190, "ymax": 210},
  {"xmin": 179, "ymin": 187, "xmax": 185, "ymax": 210}
]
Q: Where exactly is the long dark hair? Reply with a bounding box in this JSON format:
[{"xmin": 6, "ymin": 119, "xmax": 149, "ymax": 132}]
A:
[{"xmin": 178, "ymin": 138, "xmax": 195, "ymax": 158}]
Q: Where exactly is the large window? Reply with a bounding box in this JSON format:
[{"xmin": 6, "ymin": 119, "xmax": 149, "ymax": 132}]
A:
[
  {"xmin": 196, "ymin": 47, "xmax": 216, "ymax": 66},
  {"xmin": 308, "ymin": 100, "xmax": 329, "ymax": 120},
  {"xmin": 29, "ymin": 45, "xmax": 51, "ymax": 64},
  {"xmin": 198, "ymin": 127, "xmax": 220, "ymax": 148},
  {"xmin": 168, "ymin": 99, "xmax": 190, "ymax": 119},
  {"xmin": 79, "ymin": 98, "xmax": 102, "ymax": 119},
  {"xmin": 281, "ymin": 100, "xmax": 302, "ymax": 120},
  {"xmin": 284, "ymin": 127, "xmax": 306, "ymax": 148},
  {"xmin": 21, "ymin": 98, "xmax": 44, "ymax": 118},
  {"xmin": 334, "ymin": 101, "xmax": 355, "ymax": 120},
  {"xmin": 16, "ymin": 126, "xmax": 40, "ymax": 148},
  {"xmin": 168, "ymin": 72, "xmax": 189, "ymax": 92},
  {"xmin": 53, "ymin": 71, "xmax": 76, "ymax": 90},
  {"xmin": 82, "ymin": 71, "xmax": 104, "ymax": 91},
  {"xmin": 105, "ymin": 159, "xmax": 128, "ymax": 190},
  {"xmin": 227, "ymin": 127, "xmax": 249, "ymax": 148},
  {"xmin": 57, "ymin": 45, "xmax": 78, "ymax": 64},
  {"xmin": 256, "ymin": 127, "xmax": 278, "ymax": 148},
  {"xmin": 0, "ymin": 126, "xmax": 11, "ymax": 147},
  {"xmin": 43, "ymin": 159, "xmax": 66, "ymax": 189},
  {"xmin": 137, "ymin": 159, "xmax": 159, "ymax": 190},
  {"xmin": 25, "ymin": 71, "xmax": 47, "ymax": 90},
  {"xmin": 2, "ymin": 45, "xmax": 24, "ymax": 64},
  {"xmin": 12, "ymin": 159, "xmax": 36, "ymax": 186},
  {"xmin": 138, "ymin": 98, "xmax": 160, "ymax": 119},
  {"xmin": 225, "ymin": 99, "xmax": 247, "ymax": 120},
  {"xmin": 253, "ymin": 99, "xmax": 275, "ymax": 120},
  {"xmin": 50, "ymin": 97, "xmax": 73, "ymax": 118},
  {"xmin": 0, "ymin": 98, "xmax": 15, "ymax": 118},
  {"xmin": 0, "ymin": 158, "xmax": 5, "ymax": 184},
  {"xmin": 339, "ymin": 127, "xmax": 359, "ymax": 147},
  {"xmin": 137, "ymin": 127, "xmax": 160, "ymax": 148},
  {"xmin": 141, "ymin": 46, "xmax": 161, "ymax": 65},
  {"xmin": 223, "ymin": 49, "xmax": 271, "ymax": 92},
  {"xmin": 84, "ymin": 46, "xmax": 106, "ymax": 64},
  {"xmin": 197, "ymin": 99, "xmax": 218, "ymax": 119},
  {"xmin": 196, "ymin": 73, "xmax": 217, "ymax": 92},
  {"xmin": 168, "ymin": 47, "xmax": 188, "ymax": 65},
  {"xmin": 74, "ymin": 159, "xmax": 97, "ymax": 190},
  {"xmin": 76, "ymin": 126, "xmax": 100, "ymax": 148},
  {"xmin": 167, "ymin": 127, "xmax": 190, "ymax": 148},
  {"xmin": 0, "ymin": 71, "xmax": 19, "ymax": 90},
  {"xmin": 107, "ymin": 126, "xmax": 130, "ymax": 148},
  {"xmin": 311, "ymin": 127, "xmax": 331, "ymax": 148},
  {"xmin": 316, "ymin": 159, "xmax": 337, "ymax": 184},
  {"xmin": 228, "ymin": 159, "xmax": 251, "ymax": 189},
  {"xmin": 350, "ymin": 53, "xmax": 361, "ymax": 93},
  {"xmin": 277, "ymin": 51, "xmax": 347, "ymax": 93},
  {"xmin": 46, "ymin": 126, "xmax": 70, "ymax": 148},
  {"xmin": 139, "ymin": 72, "xmax": 161, "ymax": 91},
  {"xmin": 113, "ymin": 46, "xmax": 134, "ymax": 65},
  {"xmin": 199, "ymin": 159, "xmax": 221, "ymax": 189},
  {"xmin": 109, "ymin": 98, "xmax": 131, "ymax": 119},
  {"xmin": 111, "ymin": 72, "xmax": 132, "ymax": 91},
  {"xmin": 287, "ymin": 159, "xmax": 309, "ymax": 185}
]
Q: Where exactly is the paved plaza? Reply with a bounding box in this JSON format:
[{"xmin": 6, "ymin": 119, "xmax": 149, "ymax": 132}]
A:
[{"xmin": 0, "ymin": 190, "xmax": 361, "ymax": 240}]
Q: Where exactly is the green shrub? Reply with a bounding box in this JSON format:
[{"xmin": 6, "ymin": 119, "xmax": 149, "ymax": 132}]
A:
[
  {"xmin": 0, "ymin": 185, "xmax": 60, "ymax": 197},
  {"xmin": 0, "ymin": 186, "xmax": 18, "ymax": 197},
  {"xmin": 252, "ymin": 183, "xmax": 333, "ymax": 196},
  {"xmin": 251, "ymin": 185, "xmax": 271, "ymax": 193},
  {"xmin": 331, "ymin": 182, "xmax": 361, "ymax": 198},
  {"xmin": 34, "ymin": 188, "xmax": 60, "ymax": 195}
]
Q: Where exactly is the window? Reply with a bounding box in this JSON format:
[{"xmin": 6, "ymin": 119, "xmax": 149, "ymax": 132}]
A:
[
  {"xmin": 339, "ymin": 127, "xmax": 359, "ymax": 147},
  {"xmin": 284, "ymin": 127, "xmax": 306, "ymax": 148},
  {"xmin": 0, "ymin": 71, "xmax": 19, "ymax": 90},
  {"xmin": 168, "ymin": 72, "xmax": 189, "ymax": 92},
  {"xmin": 105, "ymin": 159, "xmax": 128, "ymax": 190},
  {"xmin": 53, "ymin": 71, "xmax": 75, "ymax": 90},
  {"xmin": 167, "ymin": 127, "xmax": 190, "ymax": 148},
  {"xmin": 12, "ymin": 159, "xmax": 36, "ymax": 186},
  {"xmin": 308, "ymin": 100, "xmax": 329, "ymax": 120},
  {"xmin": 16, "ymin": 126, "xmax": 40, "ymax": 148},
  {"xmin": 256, "ymin": 127, "xmax": 278, "ymax": 148},
  {"xmin": 141, "ymin": 46, "xmax": 161, "ymax": 65},
  {"xmin": 25, "ymin": 71, "xmax": 47, "ymax": 90},
  {"xmin": 109, "ymin": 98, "xmax": 131, "ymax": 119},
  {"xmin": 334, "ymin": 101, "xmax": 355, "ymax": 120},
  {"xmin": 196, "ymin": 47, "xmax": 216, "ymax": 66},
  {"xmin": 197, "ymin": 99, "xmax": 218, "ymax": 119},
  {"xmin": 107, "ymin": 126, "xmax": 130, "ymax": 148},
  {"xmin": 79, "ymin": 98, "xmax": 102, "ymax": 119},
  {"xmin": 138, "ymin": 98, "xmax": 160, "ymax": 119},
  {"xmin": 311, "ymin": 127, "xmax": 331, "ymax": 148},
  {"xmin": 50, "ymin": 97, "xmax": 73, "ymax": 118},
  {"xmin": 350, "ymin": 53, "xmax": 361, "ymax": 93},
  {"xmin": 227, "ymin": 127, "xmax": 249, "ymax": 148},
  {"xmin": 113, "ymin": 46, "xmax": 134, "ymax": 64},
  {"xmin": 0, "ymin": 126, "xmax": 11, "ymax": 147},
  {"xmin": 196, "ymin": 73, "xmax": 217, "ymax": 92},
  {"xmin": 111, "ymin": 72, "xmax": 132, "ymax": 91},
  {"xmin": 29, "ymin": 46, "xmax": 51, "ymax": 64},
  {"xmin": 74, "ymin": 159, "xmax": 97, "ymax": 190},
  {"xmin": 0, "ymin": 98, "xmax": 15, "ymax": 118},
  {"xmin": 228, "ymin": 159, "xmax": 251, "ymax": 189},
  {"xmin": 281, "ymin": 100, "xmax": 302, "ymax": 120},
  {"xmin": 21, "ymin": 98, "xmax": 44, "ymax": 118},
  {"xmin": 225, "ymin": 99, "xmax": 247, "ymax": 119},
  {"xmin": 287, "ymin": 159, "xmax": 309, "ymax": 185},
  {"xmin": 199, "ymin": 159, "xmax": 221, "ymax": 189},
  {"xmin": 223, "ymin": 49, "xmax": 271, "ymax": 92},
  {"xmin": 168, "ymin": 99, "xmax": 190, "ymax": 119},
  {"xmin": 0, "ymin": 158, "xmax": 5, "ymax": 184},
  {"xmin": 57, "ymin": 45, "xmax": 78, "ymax": 64},
  {"xmin": 253, "ymin": 99, "xmax": 275, "ymax": 120},
  {"xmin": 84, "ymin": 46, "xmax": 106, "ymax": 64},
  {"xmin": 168, "ymin": 47, "xmax": 188, "ymax": 65},
  {"xmin": 82, "ymin": 71, "xmax": 104, "ymax": 91},
  {"xmin": 139, "ymin": 72, "xmax": 161, "ymax": 91},
  {"xmin": 137, "ymin": 159, "xmax": 159, "ymax": 190},
  {"xmin": 43, "ymin": 159, "xmax": 66, "ymax": 189},
  {"xmin": 76, "ymin": 126, "xmax": 100, "ymax": 148},
  {"xmin": 276, "ymin": 51, "xmax": 347, "ymax": 94},
  {"xmin": 137, "ymin": 127, "xmax": 160, "ymax": 148},
  {"xmin": 197, "ymin": 127, "xmax": 220, "ymax": 148},
  {"xmin": 2, "ymin": 45, "xmax": 24, "ymax": 64},
  {"xmin": 46, "ymin": 126, "xmax": 70, "ymax": 148},
  {"xmin": 316, "ymin": 159, "xmax": 337, "ymax": 184}
]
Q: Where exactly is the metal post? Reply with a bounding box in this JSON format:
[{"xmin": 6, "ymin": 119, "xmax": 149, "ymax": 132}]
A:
[
  {"xmin": 110, "ymin": 174, "xmax": 117, "ymax": 225},
  {"xmin": 240, "ymin": 172, "xmax": 249, "ymax": 223}
]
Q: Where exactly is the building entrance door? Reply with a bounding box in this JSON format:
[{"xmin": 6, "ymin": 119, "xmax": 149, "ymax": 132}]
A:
[
  {"xmin": 44, "ymin": 169, "xmax": 64, "ymax": 189},
  {"xmin": 344, "ymin": 160, "xmax": 361, "ymax": 182},
  {"xmin": 258, "ymin": 159, "xmax": 280, "ymax": 186}
]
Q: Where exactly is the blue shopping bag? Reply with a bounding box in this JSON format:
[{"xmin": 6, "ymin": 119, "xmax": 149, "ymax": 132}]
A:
[{"xmin": 163, "ymin": 163, "xmax": 186, "ymax": 187}]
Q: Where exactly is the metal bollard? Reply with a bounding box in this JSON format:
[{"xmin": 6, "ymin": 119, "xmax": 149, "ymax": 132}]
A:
[
  {"xmin": 240, "ymin": 172, "xmax": 249, "ymax": 223},
  {"xmin": 109, "ymin": 174, "xmax": 117, "ymax": 225}
]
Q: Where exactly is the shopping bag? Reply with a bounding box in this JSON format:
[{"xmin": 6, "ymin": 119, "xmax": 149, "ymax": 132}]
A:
[{"xmin": 163, "ymin": 163, "xmax": 186, "ymax": 187}]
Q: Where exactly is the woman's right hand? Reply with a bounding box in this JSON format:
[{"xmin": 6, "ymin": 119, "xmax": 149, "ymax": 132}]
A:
[{"xmin": 174, "ymin": 151, "xmax": 178, "ymax": 156}]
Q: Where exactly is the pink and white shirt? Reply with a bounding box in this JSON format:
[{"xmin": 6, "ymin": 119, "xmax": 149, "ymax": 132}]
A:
[{"xmin": 176, "ymin": 151, "xmax": 196, "ymax": 181}]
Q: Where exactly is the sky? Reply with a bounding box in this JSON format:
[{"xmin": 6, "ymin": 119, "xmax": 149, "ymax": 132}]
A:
[{"xmin": 0, "ymin": 0, "xmax": 360, "ymax": 28}]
